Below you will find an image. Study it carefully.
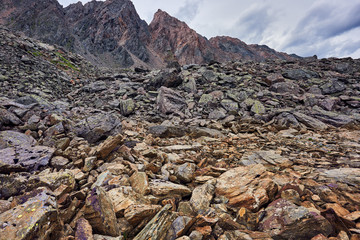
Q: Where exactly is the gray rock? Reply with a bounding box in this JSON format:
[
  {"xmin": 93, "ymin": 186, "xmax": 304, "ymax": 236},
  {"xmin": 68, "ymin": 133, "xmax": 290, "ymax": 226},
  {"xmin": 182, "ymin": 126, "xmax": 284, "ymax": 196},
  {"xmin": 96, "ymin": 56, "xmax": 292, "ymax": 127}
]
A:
[
  {"xmin": 157, "ymin": 87, "xmax": 186, "ymax": 115},
  {"xmin": 209, "ymin": 109, "xmax": 226, "ymax": 120},
  {"xmin": 269, "ymin": 81, "xmax": 301, "ymax": 95},
  {"xmin": 148, "ymin": 125, "xmax": 186, "ymax": 138},
  {"xmin": 321, "ymin": 79, "xmax": 346, "ymax": 95},
  {"xmin": 293, "ymin": 112, "xmax": 328, "ymax": 130},
  {"xmin": 0, "ymin": 131, "xmax": 36, "ymax": 149},
  {"xmin": 74, "ymin": 113, "xmax": 122, "ymax": 143},
  {"xmin": 174, "ymin": 163, "xmax": 196, "ymax": 183},
  {"xmin": 119, "ymin": 99, "xmax": 135, "ymax": 116},
  {"xmin": 190, "ymin": 180, "xmax": 215, "ymax": 212},
  {"xmin": 0, "ymin": 145, "xmax": 55, "ymax": 173},
  {"xmin": 283, "ymin": 69, "xmax": 319, "ymax": 80}
]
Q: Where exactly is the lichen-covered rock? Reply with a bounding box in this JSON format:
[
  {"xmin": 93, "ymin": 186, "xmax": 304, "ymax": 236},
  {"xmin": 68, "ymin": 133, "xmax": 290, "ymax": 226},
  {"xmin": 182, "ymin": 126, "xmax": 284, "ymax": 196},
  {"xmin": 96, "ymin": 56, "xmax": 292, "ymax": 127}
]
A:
[
  {"xmin": 119, "ymin": 99, "xmax": 135, "ymax": 116},
  {"xmin": 0, "ymin": 187, "xmax": 59, "ymax": 240}
]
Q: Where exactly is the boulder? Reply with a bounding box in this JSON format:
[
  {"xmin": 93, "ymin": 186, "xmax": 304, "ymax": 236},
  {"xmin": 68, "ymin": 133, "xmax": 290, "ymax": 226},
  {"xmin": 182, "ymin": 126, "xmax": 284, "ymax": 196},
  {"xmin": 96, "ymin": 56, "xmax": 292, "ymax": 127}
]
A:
[
  {"xmin": 156, "ymin": 87, "xmax": 186, "ymax": 115},
  {"xmin": 83, "ymin": 187, "xmax": 119, "ymax": 237},
  {"xmin": 259, "ymin": 199, "xmax": 332, "ymax": 239},
  {"xmin": 215, "ymin": 164, "xmax": 278, "ymax": 211},
  {"xmin": 0, "ymin": 187, "xmax": 60, "ymax": 240},
  {"xmin": 74, "ymin": 113, "xmax": 122, "ymax": 143}
]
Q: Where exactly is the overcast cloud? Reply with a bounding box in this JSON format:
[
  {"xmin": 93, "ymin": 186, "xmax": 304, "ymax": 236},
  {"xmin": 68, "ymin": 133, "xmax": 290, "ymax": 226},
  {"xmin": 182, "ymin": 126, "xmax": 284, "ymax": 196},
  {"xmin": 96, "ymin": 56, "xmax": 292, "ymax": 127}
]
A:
[{"xmin": 58, "ymin": 0, "xmax": 360, "ymax": 58}]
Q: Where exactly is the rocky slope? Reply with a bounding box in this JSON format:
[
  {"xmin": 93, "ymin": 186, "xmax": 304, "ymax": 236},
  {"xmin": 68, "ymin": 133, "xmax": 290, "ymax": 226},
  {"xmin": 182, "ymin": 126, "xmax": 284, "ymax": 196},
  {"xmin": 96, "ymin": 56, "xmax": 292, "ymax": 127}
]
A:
[
  {"xmin": 1, "ymin": 25, "xmax": 360, "ymax": 240},
  {"xmin": 0, "ymin": 0, "xmax": 297, "ymax": 69}
]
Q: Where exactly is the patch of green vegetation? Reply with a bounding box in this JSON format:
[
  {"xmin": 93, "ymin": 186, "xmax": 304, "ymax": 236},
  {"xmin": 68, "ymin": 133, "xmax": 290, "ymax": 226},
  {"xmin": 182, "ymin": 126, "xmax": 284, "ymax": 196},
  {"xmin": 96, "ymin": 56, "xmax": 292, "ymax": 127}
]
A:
[
  {"xmin": 54, "ymin": 52, "xmax": 80, "ymax": 72},
  {"xmin": 29, "ymin": 51, "xmax": 43, "ymax": 57}
]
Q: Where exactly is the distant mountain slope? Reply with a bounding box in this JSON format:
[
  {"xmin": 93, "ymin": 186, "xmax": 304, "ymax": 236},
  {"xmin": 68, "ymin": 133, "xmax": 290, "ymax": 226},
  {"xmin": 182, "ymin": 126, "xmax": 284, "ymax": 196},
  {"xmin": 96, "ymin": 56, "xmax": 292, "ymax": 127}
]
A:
[{"xmin": 0, "ymin": 0, "xmax": 297, "ymax": 68}]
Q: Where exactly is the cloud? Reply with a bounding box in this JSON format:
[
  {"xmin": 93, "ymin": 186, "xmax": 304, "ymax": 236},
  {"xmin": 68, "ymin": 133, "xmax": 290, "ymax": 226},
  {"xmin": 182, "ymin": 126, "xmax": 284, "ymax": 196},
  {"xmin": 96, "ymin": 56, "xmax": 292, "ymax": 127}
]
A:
[
  {"xmin": 282, "ymin": 1, "xmax": 360, "ymax": 57},
  {"xmin": 229, "ymin": 4, "xmax": 273, "ymax": 44},
  {"xmin": 175, "ymin": 0, "xmax": 204, "ymax": 23}
]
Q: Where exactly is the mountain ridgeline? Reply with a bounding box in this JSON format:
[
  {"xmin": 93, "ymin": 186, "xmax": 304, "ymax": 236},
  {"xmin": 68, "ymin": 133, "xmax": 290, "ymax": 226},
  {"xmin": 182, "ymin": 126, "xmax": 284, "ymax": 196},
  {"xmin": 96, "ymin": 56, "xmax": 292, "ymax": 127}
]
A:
[{"xmin": 0, "ymin": 0, "xmax": 297, "ymax": 69}]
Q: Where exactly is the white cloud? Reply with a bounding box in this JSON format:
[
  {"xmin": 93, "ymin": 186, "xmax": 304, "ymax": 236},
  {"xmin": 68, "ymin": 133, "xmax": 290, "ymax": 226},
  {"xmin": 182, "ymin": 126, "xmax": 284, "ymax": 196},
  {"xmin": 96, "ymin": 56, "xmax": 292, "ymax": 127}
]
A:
[{"xmin": 57, "ymin": 0, "xmax": 360, "ymax": 58}]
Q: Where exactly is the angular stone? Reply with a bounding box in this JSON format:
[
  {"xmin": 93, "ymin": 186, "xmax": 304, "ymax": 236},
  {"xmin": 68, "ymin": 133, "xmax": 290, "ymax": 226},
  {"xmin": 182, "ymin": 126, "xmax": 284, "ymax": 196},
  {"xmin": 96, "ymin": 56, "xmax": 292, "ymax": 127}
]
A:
[
  {"xmin": 50, "ymin": 156, "xmax": 69, "ymax": 170},
  {"xmin": 76, "ymin": 218, "xmax": 94, "ymax": 240},
  {"xmin": 108, "ymin": 187, "xmax": 139, "ymax": 217},
  {"xmin": 129, "ymin": 171, "xmax": 150, "ymax": 195},
  {"xmin": 133, "ymin": 204, "xmax": 177, "ymax": 240},
  {"xmin": 240, "ymin": 150, "xmax": 293, "ymax": 168},
  {"xmin": 190, "ymin": 180, "xmax": 215, "ymax": 212},
  {"xmin": 0, "ymin": 200, "xmax": 11, "ymax": 214},
  {"xmin": 270, "ymin": 81, "xmax": 301, "ymax": 95},
  {"xmin": 156, "ymin": 86, "xmax": 186, "ymax": 114},
  {"xmin": 94, "ymin": 134, "xmax": 124, "ymax": 159},
  {"xmin": 293, "ymin": 112, "xmax": 328, "ymax": 130},
  {"xmin": 199, "ymin": 94, "xmax": 214, "ymax": 105},
  {"xmin": 0, "ymin": 109, "xmax": 22, "ymax": 126},
  {"xmin": 124, "ymin": 204, "xmax": 162, "ymax": 225},
  {"xmin": 74, "ymin": 113, "xmax": 122, "ymax": 143},
  {"xmin": 149, "ymin": 179, "xmax": 192, "ymax": 198},
  {"xmin": 318, "ymin": 168, "xmax": 360, "ymax": 186},
  {"xmin": 119, "ymin": 99, "xmax": 135, "ymax": 116},
  {"xmin": 259, "ymin": 199, "xmax": 332, "ymax": 239},
  {"xmin": 321, "ymin": 79, "xmax": 346, "ymax": 95},
  {"xmin": 209, "ymin": 109, "xmax": 227, "ymax": 120},
  {"xmin": 84, "ymin": 187, "xmax": 119, "ymax": 237},
  {"xmin": 166, "ymin": 216, "xmax": 195, "ymax": 239},
  {"xmin": 0, "ymin": 130, "xmax": 36, "ymax": 149},
  {"xmin": 148, "ymin": 125, "xmax": 186, "ymax": 138},
  {"xmin": 251, "ymin": 100, "xmax": 265, "ymax": 115},
  {"xmin": 215, "ymin": 164, "xmax": 277, "ymax": 211},
  {"xmin": 0, "ymin": 187, "xmax": 59, "ymax": 240},
  {"xmin": 174, "ymin": 163, "xmax": 196, "ymax": 183},
  {"xmin": 0, "ymin": 145, "xmax": 55, "ymax": 173}
]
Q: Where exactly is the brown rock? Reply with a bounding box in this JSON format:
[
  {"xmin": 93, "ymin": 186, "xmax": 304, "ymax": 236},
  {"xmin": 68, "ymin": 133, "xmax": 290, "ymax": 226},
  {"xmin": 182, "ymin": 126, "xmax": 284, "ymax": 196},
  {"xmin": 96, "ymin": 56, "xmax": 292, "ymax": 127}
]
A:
[
  {"xmin": 190, "ymin": 180, "xmax": 215, "ymax": 212},
  {"xmin": 83, "ymin": 187, "xmax": 119, "ymax": 237},
  {"xmin": 124, "ymin": 204, "xmax": 162, "ymax": 226},
  {"xmin": 133, "ymin": 204, "xmax": 177, "ymax": 240},
  {"xmin": 0, "ymin": 200, "xmax": 11, "ymax": 214},
  {"xmin": 149, "ymin": 179, "xmax": 192, "ymax": 198},
  {"xmin": 94, "ymin": 134, "xmax": 124, "ymax": 159},
  {"xmin": 0, "ymin": 187, "xmax": 60, "ymax": 240},
  {"xmin": 129, "ymin": 172, "xmax": 150, "ymax": 195},
  {"xmin": 259, "ymin": 199, "xmax": 333, "ymax": 239},
  {"xmin": 215, "ymin": 164, "xmax": 277, "ymax": 211}
]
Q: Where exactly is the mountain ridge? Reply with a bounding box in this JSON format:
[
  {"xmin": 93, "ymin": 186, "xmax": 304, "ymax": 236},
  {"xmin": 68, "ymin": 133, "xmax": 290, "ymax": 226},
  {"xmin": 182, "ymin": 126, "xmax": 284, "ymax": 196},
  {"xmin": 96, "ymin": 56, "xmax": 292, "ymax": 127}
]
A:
[{"xmin": 0, "ymin": 0, "xmax": 298, "ymax": 68}]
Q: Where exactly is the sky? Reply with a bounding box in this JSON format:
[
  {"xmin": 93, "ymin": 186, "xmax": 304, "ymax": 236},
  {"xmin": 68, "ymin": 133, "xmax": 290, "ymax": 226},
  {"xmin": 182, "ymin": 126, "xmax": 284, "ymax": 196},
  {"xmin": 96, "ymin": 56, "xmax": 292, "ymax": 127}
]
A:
[{"xmin": 58, "ymin": 0, "xmax": 360, "ymax": 59}]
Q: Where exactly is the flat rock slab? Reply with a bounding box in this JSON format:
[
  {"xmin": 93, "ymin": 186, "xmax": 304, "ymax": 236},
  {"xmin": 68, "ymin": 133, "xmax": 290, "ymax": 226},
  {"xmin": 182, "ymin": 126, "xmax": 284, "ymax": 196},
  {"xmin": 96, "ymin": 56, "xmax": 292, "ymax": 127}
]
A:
[
  {"xmin": 0, "ymin": 145, "xmax": 55, "ymax": 173},
  {"xmin": 149, "ymin": 179, "xmax": 192, "ymax": 198},
  {"xmin": 0, "ymin": 187, "xmax": 59, "ymax": 240},
  {"xmin": 318, "ymin": 168, "xmax": 360, "ymax": 186},
  {"xmin": 162, "ymin": 144, "xmax": 202, "ymax": 152},
  {"xmin": 0, "ymin": 130, "xmax": 36, "ymax": 149}
]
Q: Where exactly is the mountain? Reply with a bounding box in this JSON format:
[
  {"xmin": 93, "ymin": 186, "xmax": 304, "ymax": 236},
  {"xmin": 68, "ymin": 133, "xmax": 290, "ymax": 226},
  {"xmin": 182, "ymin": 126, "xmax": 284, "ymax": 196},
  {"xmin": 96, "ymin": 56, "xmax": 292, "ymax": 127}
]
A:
[{"xmin": 0, "ymin": 0, "xmax": 297, "ymax": 68}]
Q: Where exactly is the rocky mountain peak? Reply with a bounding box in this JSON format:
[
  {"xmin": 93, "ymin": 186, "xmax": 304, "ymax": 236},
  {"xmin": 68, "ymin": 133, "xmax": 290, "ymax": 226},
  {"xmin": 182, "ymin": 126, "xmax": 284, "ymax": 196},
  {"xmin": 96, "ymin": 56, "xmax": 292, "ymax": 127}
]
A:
[{"xmin": 0, "ymin": 0, "xmax": 297, "ymax": 68}]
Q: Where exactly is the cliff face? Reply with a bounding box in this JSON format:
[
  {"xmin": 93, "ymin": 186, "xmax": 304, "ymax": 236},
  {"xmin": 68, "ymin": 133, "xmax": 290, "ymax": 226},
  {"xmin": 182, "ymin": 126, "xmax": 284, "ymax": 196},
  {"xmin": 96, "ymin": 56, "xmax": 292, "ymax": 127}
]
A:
[
  {"xmin": 0, "ymin": 0, "xmax": 297, "ymax": 68},
  {"xmin": 149, "ymin": 9, "xmax": 217, "ymax": 65}
]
